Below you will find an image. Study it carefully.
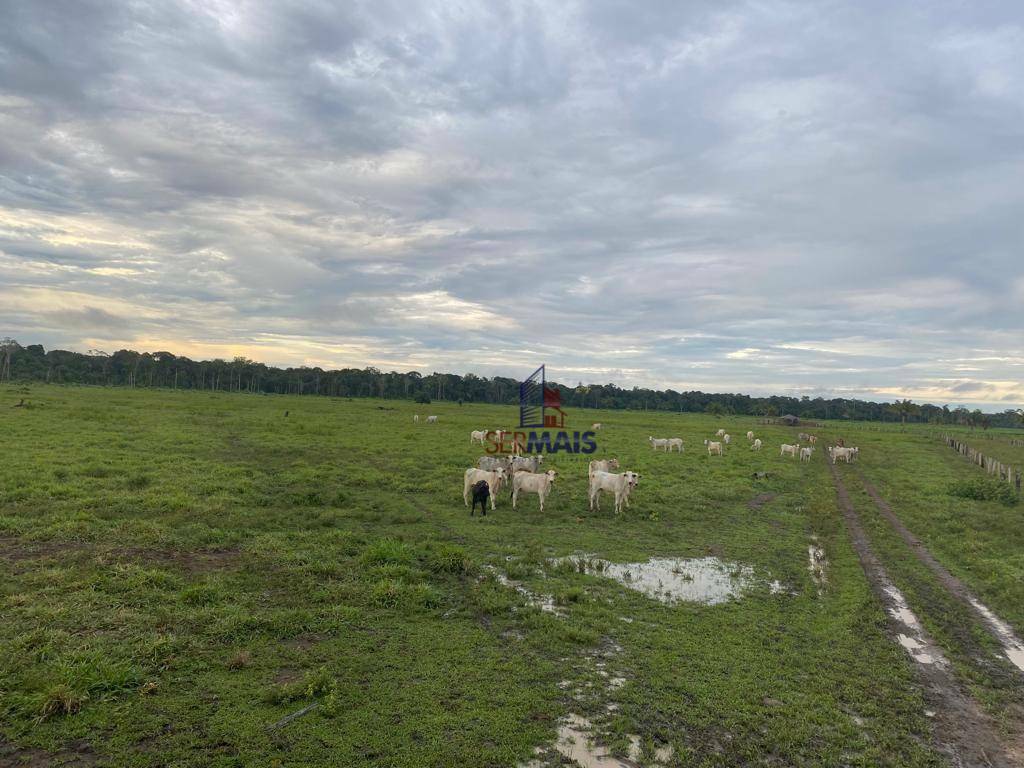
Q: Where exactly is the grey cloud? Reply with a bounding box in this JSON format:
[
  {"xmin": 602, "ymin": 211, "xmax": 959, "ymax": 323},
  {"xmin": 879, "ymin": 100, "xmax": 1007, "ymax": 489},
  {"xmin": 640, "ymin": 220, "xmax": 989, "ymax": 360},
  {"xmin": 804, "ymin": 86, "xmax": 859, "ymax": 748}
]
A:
[{"xmin": 0, "ymin": 0, "xmax": 1022, "ymax": 407}]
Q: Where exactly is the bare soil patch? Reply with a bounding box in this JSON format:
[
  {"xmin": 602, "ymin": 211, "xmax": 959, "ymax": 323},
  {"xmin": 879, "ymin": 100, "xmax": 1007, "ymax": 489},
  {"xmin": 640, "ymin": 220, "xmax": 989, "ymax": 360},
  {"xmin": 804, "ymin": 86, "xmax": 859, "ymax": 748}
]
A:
[
  {"xmin": 0, "ymin": 737, "xmax": 97, "ymax": 768},
  {"xmin": 747, "ymin": 492, "xmax": 776, "ymax": 510}
]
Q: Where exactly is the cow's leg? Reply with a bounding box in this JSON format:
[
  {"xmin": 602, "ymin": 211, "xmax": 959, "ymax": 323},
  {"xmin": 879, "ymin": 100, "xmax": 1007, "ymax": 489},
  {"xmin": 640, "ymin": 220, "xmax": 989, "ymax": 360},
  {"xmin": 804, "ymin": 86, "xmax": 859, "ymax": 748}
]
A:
[{"xmin": 464, "ymin": 480, "xmax": 470, "ymax": 506}]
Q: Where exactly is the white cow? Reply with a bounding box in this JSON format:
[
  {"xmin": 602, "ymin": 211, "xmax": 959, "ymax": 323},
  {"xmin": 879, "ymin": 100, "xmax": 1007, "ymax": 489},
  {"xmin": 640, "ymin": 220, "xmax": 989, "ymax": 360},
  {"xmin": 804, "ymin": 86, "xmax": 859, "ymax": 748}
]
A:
[
  {"xmin": 747, "ymin": 431, "xmax": 755, "ymax": 440},
  {"xmin": 511, "ymin": 455, "xmax": 544, "ymax": 474},
  {"xmin": 781, "ymin": 443, "xmax": 800, "ymax": 458},
  {"xmin": 828, "ymin": 446, "xmax": 858, "ymax": 464},
  {"xmin": 751, "ymin": 438, "xmax": 762, "ymax": 451},
  {"xmin": 588, "ymin": 458, "xmax": 620, "ymax": 477},
  {"xmin": 413, "ymin": 414, "xmax": 420, "ymax": 423},
  {"xmin": 463, "ymin": 467, "xmax": 506, "ymax": 510},
  {"xmin": 426, "ymin": 415, "xmax": 438, "ymax": 424},
  {"xmin": 666, "ymin": 437, "xmax": 684, "ymax": 452},
  {"xmin": 723, "ymin": 434, "xmax": 731, "ymax": 445},
  {"xmin": 798, "ymin": 432, "xmax": 810, "ymax": 441},
  {"xmin": 649, "ymin": 436, "xmax": 670, "ymax": 451},
  {"xmin": 716, "ymin": 429, "xmax": 726, "ymax": 437},
  {"xmin": 512, "ymin": 470, "xmax": 558, "ymax": 512},
  {"xmin": 470, "ymin": 430, "xmax": 487, "ymax": 445},
  {"xmin": 591, "ymin": 423, "xmax": 603, "ymax": 431},
  {"xmin": 706, "ymin": 441, "xmax": 723, "ymax": 456},
  {"xmin": 589, "ymin": 470, "xmax": 639, "ymax": 514},
  {"xmin": 800, "ymin": 446, "xmax": 814, "ymax": 462},
  {"xmin": 478, "ymin": 455, "xmax": 513, "ymax": 475}
]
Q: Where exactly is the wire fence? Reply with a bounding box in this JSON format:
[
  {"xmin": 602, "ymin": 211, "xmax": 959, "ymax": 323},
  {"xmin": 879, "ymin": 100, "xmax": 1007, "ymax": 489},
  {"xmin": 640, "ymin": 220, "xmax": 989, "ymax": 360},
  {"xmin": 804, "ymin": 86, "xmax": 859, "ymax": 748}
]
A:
[{"xmin": 942, "ymin": 434, "xmax": 1022, "ymax": 493}]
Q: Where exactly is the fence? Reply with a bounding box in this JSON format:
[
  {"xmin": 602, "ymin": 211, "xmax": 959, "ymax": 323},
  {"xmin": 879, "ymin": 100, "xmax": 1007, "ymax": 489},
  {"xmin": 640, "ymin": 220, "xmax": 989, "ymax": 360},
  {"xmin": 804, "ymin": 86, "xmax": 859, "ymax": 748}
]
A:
[{"xmin": 942, "ymin": 435, "xmax": 1022, "ymax": 493}]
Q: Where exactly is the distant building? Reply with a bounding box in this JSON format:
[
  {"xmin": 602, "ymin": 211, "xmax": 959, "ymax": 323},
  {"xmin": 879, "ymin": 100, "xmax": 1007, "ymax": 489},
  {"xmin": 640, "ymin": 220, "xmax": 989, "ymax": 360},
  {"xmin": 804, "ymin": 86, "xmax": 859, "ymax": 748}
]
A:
[{"xmin": 779, "ymin": 414, "xmax": 800, "ymax": 426}]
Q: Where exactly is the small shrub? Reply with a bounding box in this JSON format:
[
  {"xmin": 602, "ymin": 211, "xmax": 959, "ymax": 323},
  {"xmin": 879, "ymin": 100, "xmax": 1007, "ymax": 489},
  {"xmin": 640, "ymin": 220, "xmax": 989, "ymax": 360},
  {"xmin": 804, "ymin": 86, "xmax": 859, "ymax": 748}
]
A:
[
  {"xmin": 53, "ymin": 468, "xmax": 69, "ymax": 482},
  {"xmin": 227, "ymin": 650, "xmax": 252, "ymax": 670},
  {"xmin": 424, "ymin": 544, "xmax": 475, "ymax": 575},
  {"xmin": 949, "ymin": 478, "xmax": 1019, "ymax": 506},
  {"xmin": 38, "ymin": 684, "xmax": 85, "ymax": 720},
  {"xmin": 359, "ymin": 538, "xmax": 414, "ymax": 568}
]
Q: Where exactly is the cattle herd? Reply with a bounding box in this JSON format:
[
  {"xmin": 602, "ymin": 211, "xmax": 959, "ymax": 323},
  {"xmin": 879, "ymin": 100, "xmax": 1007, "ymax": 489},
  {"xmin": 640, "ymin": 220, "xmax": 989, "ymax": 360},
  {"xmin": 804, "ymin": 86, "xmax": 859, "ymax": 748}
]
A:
[{"xmin": 415, "ymin": 418, "xmax": 860, "ymax": 514}]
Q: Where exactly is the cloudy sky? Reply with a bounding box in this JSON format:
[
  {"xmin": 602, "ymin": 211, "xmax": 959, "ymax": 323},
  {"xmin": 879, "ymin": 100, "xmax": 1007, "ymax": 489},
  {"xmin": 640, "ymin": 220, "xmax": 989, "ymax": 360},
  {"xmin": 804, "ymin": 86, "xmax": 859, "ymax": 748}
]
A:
[{"xmin": 1, "ymin": 1, "xmax": 1023, "ymax": 408}]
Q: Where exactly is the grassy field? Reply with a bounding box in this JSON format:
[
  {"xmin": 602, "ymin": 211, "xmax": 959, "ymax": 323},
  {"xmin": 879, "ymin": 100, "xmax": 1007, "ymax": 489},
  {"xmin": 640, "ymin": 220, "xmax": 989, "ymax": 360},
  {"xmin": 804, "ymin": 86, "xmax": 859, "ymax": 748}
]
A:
[{"xmin": 1, "ymin": 386, "xmax": 1022, "ymax": 766}]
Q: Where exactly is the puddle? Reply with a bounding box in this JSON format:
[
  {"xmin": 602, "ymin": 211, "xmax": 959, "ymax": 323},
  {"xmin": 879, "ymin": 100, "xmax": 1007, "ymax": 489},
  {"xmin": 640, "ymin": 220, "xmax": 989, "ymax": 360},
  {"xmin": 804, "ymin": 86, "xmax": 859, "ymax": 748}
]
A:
[
  {"xmin": 808, "ymin": 537, "xmax": 827, "ymax": 592},
  {"xmin": 883, "ymin": 585, "xmax": 947, "ymax": 667},
  {"xmin": 553, "ymin": 555, "xmax": 781, "ymax": 606},
  {"xmin": 553, "ymin": 714, "xmax": 641, "ymax": 768},
  {"xmin": 484, "ymin": 566, "xmax": 563, "ymax": 615},
  {"xmin": 968, "ymin": 598, "xmax": 1024, "ymax": 673}
]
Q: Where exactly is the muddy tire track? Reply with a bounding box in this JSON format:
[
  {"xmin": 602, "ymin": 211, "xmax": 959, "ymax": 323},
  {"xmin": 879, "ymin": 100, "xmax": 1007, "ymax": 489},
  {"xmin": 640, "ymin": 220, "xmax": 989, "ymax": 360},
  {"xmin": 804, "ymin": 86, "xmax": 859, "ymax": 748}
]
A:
[
  {"xmin": 857, "ymin": 470, "xmax": 1024, "ymax": 677},
  {"xmin": 829, "ymin": 462, "xmax": 1016, "ymax": 767}
]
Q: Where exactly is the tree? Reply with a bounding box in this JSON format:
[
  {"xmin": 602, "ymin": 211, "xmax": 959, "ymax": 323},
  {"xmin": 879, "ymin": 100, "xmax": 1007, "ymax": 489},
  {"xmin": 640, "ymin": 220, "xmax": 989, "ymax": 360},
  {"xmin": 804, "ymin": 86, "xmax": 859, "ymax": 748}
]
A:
[
  {"xmin": 705, "ymin": 402, "xmax": 725, "ymax": 417},
  {"xmin": 891, "ymin": 399, "xmax": 919, "ymax": 428}
]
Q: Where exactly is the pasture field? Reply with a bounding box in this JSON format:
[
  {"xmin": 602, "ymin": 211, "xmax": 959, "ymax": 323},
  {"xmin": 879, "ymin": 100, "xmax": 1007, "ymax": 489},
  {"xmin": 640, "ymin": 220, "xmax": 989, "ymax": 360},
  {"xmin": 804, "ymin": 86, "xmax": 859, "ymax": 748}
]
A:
[{"xmin": 1, "ymin": 386, "xmax": 1023, "ymax": 767}]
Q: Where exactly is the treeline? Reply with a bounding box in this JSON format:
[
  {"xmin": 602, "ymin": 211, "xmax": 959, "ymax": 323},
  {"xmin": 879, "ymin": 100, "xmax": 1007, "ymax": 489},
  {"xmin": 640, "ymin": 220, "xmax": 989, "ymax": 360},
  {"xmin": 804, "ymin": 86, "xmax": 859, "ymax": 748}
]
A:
[{"xmin": 1, "ymin": 340, "xmax": 1022, "ymax": 427}]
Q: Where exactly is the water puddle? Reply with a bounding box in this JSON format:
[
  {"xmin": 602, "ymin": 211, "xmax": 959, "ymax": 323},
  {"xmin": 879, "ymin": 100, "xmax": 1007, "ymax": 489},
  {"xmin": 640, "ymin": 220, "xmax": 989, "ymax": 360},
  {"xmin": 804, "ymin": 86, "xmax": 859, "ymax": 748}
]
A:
[
  {"xmin": 808, "ymin": 537, "xmax": 827, "ymax": 592},
  {"xmin": 968, "ymin": 598, "xmax": 1024, "ymax": 674},
  {"xmin": 883, "ymin": 585, "xmax": 947, "ymax": 667},
  {"xmin": 553, "ymin": 714, "xmax": 641, "ymax": 768},
  {"xmin": 552, "ymin": 554, "xmax": 781, "ymax": 606},
  {"xmin": 484, "ymin": 566, "xmax": 564, "ymax": 616}
]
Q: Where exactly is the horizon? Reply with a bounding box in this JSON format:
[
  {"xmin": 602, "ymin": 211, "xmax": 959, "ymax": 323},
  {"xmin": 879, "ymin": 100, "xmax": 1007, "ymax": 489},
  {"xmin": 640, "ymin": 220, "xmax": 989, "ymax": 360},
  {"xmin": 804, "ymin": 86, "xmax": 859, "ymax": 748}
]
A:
[
  {"xmin": 2, "ymin": 2, "xmax": 1023, "ymax": 410},
  {"xmin": 6, "ymin": 338, "xmax": 1022, "ymax": 416}
]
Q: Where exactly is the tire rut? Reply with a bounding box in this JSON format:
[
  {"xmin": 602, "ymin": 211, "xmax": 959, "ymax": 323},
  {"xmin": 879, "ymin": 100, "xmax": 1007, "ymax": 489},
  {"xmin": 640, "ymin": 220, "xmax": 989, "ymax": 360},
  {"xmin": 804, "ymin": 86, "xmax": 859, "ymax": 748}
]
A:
[
  {"xmin": 856, "ymin": 470, "xmax": 1024, "ymax": 677},
  {"xmin": 829, "ymin": 462, "xmax": 1016, "ymax": 767}
]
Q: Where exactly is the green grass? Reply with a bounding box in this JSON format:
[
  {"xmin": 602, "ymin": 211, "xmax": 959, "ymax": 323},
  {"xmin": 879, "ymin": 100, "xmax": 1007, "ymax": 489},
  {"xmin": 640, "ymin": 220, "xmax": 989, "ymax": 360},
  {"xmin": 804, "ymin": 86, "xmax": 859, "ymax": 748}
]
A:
[{"xmin": 3, "ymin": 385, "xmax": 1012, "ymax": 766}]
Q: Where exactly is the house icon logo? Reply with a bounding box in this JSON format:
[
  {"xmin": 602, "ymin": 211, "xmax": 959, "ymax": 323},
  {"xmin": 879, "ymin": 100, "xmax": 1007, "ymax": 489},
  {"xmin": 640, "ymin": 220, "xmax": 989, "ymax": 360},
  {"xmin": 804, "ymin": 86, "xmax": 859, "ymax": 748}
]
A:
[{"xmin": 519, "ymin": 364, "xmax": 567, "ymax": 429}]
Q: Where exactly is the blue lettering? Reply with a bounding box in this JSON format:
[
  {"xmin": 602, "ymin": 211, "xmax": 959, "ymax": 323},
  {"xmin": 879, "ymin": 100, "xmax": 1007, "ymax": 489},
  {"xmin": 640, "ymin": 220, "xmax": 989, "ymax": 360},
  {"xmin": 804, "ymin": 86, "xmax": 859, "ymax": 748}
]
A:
[{"xmin": 580, "ymin": 431, "xmax": 598, "ymax": 454}]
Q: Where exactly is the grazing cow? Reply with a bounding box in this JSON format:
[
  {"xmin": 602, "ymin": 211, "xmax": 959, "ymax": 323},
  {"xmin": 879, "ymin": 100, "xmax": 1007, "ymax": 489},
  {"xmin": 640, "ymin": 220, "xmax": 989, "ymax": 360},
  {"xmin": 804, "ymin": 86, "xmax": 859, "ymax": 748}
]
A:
[
  {"xmin": 470, "ymin": 430, "xmax": 487, "ymax": 445},
  {"xmin": 470, "ymin": 480, "xmax": 490, "ymax": 516},
  {"xmin": 649, "ymin": 437, "xmax": 670, "ymax": 451},
  {"xmin": 512, "ymin": 470, "xmax": 558, "ymax": 512},
  {"xmin": 798, "ymin": 432, "xmax": 810, "ymax": 441},
  {"xmin": 828, "ymin": 446, "xmax": 853, "ymax": 464},
  {"xmin": 463, "ymin": 468, "xmax": 506, "ymax": 509},
  {"xmin": 706, "ymin": 441, "xmax": 723, "ymax": 456},
  {"xmin": 723, "ymin": 434, "xmax": 731, "ymax": 445},
  {"xmin": 666, "ymin": 437, "xmax": 684, "ymax": 452},
  {"xmin": 781, "ymin": 443, "xmax": 800, "ymax": 458},
  {"xmin": 589, "ymin": 470, "xmax": 639, "ymax": 514},
  {"xmin": 478, "ymin": 455, "xmax": 514, "ymax": 475},
  {"xmin": 751, "ymin": 438, "xmax": 762, "ymax": 451},
  {"xmin": 588, "ymin": 458, "xmax": 620, "ymax": 477},
  {"xmin": 511, "ymin": 455, "xmax": 544, "ymax": 474},
  {"xmin": 800, "ymin": 446, "xmax": 813, "ymax": 462},
  {"xmin": 716, "ymin": 429, "xmax": 726, "ymax": 437},
  {"xmin": 426, "ymin": 415, "xmax": 438, "ymax": 423},
  {"xmin": 808, "ymin": 435, "xmax": 818, "ymax": 445},
  {"xmin": 747, "ymin": 431, "xmax": 755, "ymax": 440},
  {"xmin": 591, "ymin": 423, "xmax": 603, "ymax": 431}
]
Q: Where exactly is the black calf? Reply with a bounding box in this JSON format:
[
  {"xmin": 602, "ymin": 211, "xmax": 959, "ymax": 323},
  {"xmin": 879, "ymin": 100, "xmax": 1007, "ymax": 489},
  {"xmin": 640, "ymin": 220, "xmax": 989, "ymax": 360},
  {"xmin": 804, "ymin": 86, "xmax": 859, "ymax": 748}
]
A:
[{"xmin": 470, "ymin": 480, "xmax": 490, "ymax": 516}]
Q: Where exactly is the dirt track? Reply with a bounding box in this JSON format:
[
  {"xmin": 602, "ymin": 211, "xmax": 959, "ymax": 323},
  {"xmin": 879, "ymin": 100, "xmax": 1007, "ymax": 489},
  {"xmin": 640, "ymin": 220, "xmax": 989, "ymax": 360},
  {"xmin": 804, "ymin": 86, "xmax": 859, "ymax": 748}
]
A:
[
  {"xmin": 829, "ymin": 462, "xmax": 1017, "ymax": 767},
  {"xmin": 857, "ymin": 471, "xmax": 1024, "ymax": 678}
]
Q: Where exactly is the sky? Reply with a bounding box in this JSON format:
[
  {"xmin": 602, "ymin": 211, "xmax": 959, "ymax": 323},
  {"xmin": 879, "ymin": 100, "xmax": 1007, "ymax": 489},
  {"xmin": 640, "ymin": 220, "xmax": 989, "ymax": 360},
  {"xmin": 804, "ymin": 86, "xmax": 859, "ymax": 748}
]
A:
[{"xmin": 1, "ymin": 1, "xmax": 1023, "ymax": 409}]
